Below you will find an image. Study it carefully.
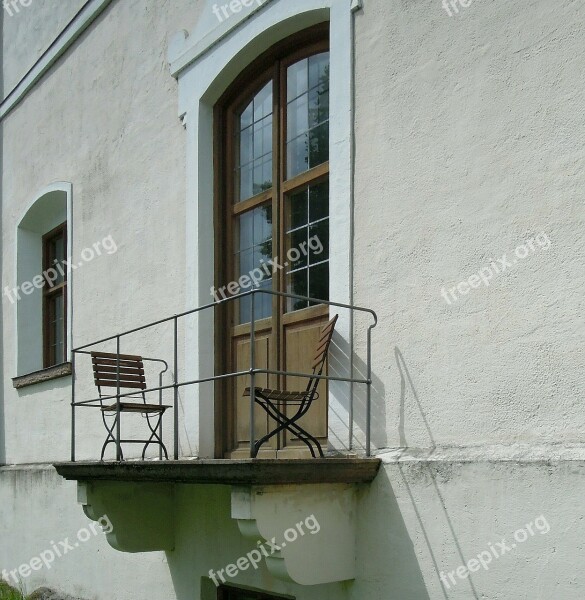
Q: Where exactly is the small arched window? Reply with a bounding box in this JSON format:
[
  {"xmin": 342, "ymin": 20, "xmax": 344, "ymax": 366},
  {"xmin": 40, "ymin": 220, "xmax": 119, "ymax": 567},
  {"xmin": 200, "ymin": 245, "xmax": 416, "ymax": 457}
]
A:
[{"xmin": 14, "ymin": 184, "xmax": 71, "ymax": 376}]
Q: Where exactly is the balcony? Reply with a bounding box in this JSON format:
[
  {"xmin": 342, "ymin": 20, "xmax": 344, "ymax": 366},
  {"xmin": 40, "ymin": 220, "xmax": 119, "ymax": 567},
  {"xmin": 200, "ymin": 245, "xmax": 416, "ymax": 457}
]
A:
[{"xmin": 54, "ymin": 290, "xmax": 381, "ymax": 585}]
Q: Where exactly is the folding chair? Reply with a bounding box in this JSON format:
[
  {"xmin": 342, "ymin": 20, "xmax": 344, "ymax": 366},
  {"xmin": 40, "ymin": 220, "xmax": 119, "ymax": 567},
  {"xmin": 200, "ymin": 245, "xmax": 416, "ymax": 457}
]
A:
[
  {"xmin": 91, "ymin": 351, "xmax": 170, "ymax": 461},
  {"xmin": 244, "ymin": 314, "xmax": 338, "ymax": 458}
]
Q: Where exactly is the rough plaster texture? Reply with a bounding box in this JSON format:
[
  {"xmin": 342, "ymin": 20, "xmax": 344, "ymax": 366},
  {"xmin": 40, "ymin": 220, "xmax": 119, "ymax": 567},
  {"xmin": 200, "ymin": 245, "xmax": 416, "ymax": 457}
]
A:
[
  {"xmin": 1, "ymin": 0, "xmax": 584, "ymax": 598},
  {"xmin": 353, "ymin": 0, "xmax": 585, "ymax": 450},
  {"xmin": 1, "ymin": 0, "xmax": 204, "ymax": 464},
  {"xmin": 2, "ymin": 0, "xmax": 87, "ymax": 97},
  {"xmin": 1, "ymin": 460, "xmax": 584, "ymax": 599}
]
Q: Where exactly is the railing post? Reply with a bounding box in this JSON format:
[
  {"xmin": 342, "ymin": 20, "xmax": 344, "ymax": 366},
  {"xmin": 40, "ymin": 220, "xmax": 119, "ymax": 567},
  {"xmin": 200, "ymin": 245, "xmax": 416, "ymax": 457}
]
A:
[
  {"xmin": 366, "ymin": 325, "xmax": 373, "ymax": 457},
  {"xmin": 173, "ymin": 316, "xmax": 179, "ymax": 460},
  {"xmin": 159, "ymin": 371, "xmax": 164, "ymax": 461},
  {"xmin": 116, "ymin": 336, "xmax": 122, "ymax": 461},
  {"xmin": 249, "ymin": 291, "xmax": 256, "ymax": 458},
  {"xmin": 71, "ymin": 350, "xmax": 76, "ymax": 462}
]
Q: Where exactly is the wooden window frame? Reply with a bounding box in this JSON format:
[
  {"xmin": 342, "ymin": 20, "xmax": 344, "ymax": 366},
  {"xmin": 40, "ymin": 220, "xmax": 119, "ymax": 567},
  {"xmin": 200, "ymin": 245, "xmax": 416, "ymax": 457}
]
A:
[
  {"xmin": 213, "ymin": 24, "xmax": 330, "ymax": 457},
  {"xmin": 42, "ymin": 222, "xmax": 67, "ymax": 368}
]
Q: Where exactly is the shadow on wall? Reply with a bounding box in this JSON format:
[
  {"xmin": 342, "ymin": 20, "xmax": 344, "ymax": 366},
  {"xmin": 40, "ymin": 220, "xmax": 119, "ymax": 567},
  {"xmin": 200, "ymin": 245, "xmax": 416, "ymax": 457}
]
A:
[
  {"xmin": 166, "ymin": 485, "xmax": 349, "ymax": 600},
  {"xmin": 353, "ymin": 468, "xmax": 432, "ymax": 600},
  {"xmin": 329, "ymin": 332, "xmax": 387, "ymax": 452},
  {"xmin": 0, "ymin": 7, "xmax": 5, "ymax": 466},
  {"xmin": 392, "ymin": 348, "xmax": 480, "ymax": 600}
]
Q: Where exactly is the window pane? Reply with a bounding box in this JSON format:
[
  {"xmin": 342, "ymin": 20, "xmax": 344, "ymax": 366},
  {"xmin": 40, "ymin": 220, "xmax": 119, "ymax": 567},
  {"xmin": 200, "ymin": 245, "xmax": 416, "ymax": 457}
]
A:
[
  {"xmin": 309, "ymin": 261, "xmax": 329, "ymax": 303},
  {"xmin": 285, "ymin": 180, "xmax": 329, "ymax": 312},
  {"xmin": 235, "ymin": 81, "xmax": 273, "ymax": 202},
  {"xmin": 286, "ymin": 52, "xmax": 329, "ymax": 179},
  {"xmin": 287, "ymin": 58, "xmax": 308, "ymax": 102},
  {"xmin": 46, "ymin": 292, "xmax": 65, "ymax": 366},
  {"xmin": 236, "ymin": 205, "xmax": 273, "ymax": 324},
  {"xmin": 47, "ymin": 231, "xmax": 66, "ymax": 286}
]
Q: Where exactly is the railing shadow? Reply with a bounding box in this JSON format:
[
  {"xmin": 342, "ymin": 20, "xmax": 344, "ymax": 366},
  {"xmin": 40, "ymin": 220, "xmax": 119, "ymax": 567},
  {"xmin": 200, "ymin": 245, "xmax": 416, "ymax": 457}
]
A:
[
  {"xmin": 328, "ymin": 334, "xmax": 387, "ymax": 452},
  {"xmin": 394, "ymin": 347, "xmax": 480, "ymax": 600},
  {"xmin": 0, "ymin": 17, "xmax": 5, "ymax": 466}
]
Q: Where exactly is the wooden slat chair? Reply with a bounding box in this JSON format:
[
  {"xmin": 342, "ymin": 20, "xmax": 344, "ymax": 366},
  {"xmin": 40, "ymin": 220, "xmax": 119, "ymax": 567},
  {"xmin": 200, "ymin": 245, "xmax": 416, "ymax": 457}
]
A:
[
  {"xmin": 244, "ymin": 314, "xmax": 338, "ymax": 458},
  {"xmin": 91, "ymin": 351, "xmax": 170, "ymax": 461}
]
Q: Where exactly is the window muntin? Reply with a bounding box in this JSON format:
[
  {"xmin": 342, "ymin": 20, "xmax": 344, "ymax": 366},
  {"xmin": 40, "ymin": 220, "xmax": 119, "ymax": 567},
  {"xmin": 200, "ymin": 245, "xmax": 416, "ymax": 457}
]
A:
[
  {"xmin": 230, "ymin": 48, "xmax": 330, "ymax": 324},
  {"xmin": 42, "ymin": 223, "xmax": 67, "ymax": 367},
  {"xmin": 286, "ymin": 52, "xmax": 329, "ymax": 178},
  {"xmin": 285, "ymin": 179, "xmax": 330, "ymax": 312},
  {"xmin": 235, "ymin": 80, "xmax": 273, "ymax": 202}
]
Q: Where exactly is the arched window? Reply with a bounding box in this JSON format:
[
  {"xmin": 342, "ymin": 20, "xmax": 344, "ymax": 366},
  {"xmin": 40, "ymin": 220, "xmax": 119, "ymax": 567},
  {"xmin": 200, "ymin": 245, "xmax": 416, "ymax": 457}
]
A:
[
  {"xmin": 14, "ymin": 183, "xmax": 71, "ymax": 377},
  {"xmin": 215, "ymin": 25, "xmax": 330, "ymax": 458}
]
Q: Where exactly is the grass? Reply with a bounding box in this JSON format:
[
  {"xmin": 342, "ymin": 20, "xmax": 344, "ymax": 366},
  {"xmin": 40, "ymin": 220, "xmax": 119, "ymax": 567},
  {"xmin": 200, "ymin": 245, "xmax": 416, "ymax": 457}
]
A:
[{"xmin": 0, "ymin": 580, "xmax": 25, "ymax": 600}]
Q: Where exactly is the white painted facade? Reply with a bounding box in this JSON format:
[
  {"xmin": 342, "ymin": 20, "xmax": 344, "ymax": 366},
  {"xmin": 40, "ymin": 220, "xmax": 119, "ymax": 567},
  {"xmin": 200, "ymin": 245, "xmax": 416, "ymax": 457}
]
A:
[{"xmin": 1, "ymin": 0, "xmax": 585, "ymax": 598}]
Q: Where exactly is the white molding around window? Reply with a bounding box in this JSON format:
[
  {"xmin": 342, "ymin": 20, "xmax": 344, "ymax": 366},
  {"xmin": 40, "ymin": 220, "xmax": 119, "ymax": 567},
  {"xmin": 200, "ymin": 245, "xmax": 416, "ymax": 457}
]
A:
[
  {"xmin": 14, "ymin": 182, "xmax": 73, "ymax": 376},
  {"xmin": 171, "ymin": 0, "xmax": 356, "ymax": 457}
]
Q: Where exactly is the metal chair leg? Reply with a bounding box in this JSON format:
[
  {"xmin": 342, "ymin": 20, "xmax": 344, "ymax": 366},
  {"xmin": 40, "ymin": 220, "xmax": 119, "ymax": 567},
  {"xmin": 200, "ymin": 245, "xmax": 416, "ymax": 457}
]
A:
[{"xmin": 252, "ymin": 395, "xmax": 321, "ymax": 457}]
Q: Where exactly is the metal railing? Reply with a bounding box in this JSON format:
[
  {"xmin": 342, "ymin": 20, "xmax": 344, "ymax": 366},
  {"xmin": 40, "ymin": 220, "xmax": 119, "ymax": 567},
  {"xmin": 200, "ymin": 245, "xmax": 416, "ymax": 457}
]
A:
[{"xmin": 70, "ymin": 289, "xmax": 377, "ymax": 461}]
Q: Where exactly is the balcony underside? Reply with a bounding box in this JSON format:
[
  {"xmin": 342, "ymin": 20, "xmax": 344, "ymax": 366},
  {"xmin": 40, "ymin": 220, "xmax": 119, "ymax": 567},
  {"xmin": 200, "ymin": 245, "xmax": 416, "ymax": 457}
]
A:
[{"xmin": 54, "ymin": 457, "xmax": 381, "ymax": 485}]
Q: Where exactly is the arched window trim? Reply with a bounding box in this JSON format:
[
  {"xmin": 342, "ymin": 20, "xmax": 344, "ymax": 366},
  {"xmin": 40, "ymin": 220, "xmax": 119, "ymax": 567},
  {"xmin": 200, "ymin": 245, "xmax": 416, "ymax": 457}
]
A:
[
  {"xmin": 14, "ymin": 182, "xmax": 73, "ymax": 378},
  {"xmin": 173, "ymin": 0, "xmax": 355, "ymax": 458}
]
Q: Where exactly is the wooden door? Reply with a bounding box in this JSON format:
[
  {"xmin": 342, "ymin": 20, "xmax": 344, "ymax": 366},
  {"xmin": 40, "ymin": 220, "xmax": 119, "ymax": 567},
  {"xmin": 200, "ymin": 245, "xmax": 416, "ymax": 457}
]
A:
[{"xmin": 215, "ymin": 26, "xmax": 331, "ymax": 458}]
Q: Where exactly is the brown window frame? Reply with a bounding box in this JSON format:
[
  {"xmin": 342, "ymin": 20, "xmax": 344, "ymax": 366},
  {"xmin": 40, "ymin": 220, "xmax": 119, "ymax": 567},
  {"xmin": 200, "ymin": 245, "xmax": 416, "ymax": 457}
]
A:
[
  {"xmin": 213, "ymin": 24, "xmax": 331, "ymax": 458},
  {"xmin": 42, "ymin": 222, "xmax": 67, "ymax": 368}
]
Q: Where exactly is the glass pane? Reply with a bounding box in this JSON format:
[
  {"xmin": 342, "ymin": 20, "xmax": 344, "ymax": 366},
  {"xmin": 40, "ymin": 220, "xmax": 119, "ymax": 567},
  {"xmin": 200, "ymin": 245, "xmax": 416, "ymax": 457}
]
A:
[
  {"xmin": 235, "ymin": 81, "xmax": 273, "ymax": 202},
  {"xmin": 309, "ymin": 220, "xmax": 329, "ymax": 264},
  {"xmin": 285, "ymin": 180, "xmax": 329, "ymax": 313},
  {"xmin": 308, "ymin": 121, "xmax": 329, "ymax": 170},
  {"xmin": 287, "ymin": 269, "xmax": 308, "ymax": 312},
  {"xmin": 286, "ymin": 132, "xmax": 309, "ymax": 179},
  {"xmin": 287, "ymin": 58, "xmax": 308, "ymax": 102},
  {"xmin": 309, "ymin": 181, "xmax": 328, "ymax": 222},
  {"xmin": 54, "ymin": 293, "xmax": 64, "ymax": 363},
  {"xmin": 47, "ymin": 231, "xmax": 66, "ymax": 286},
  {"xmin": 309, "ymin": 261, "xmax": 329, "ymax": 304},
  {"xmin": 287, "ymin": 93, "xmax": 309, "ymax": 142},
  {"xmin": 286, "ymin": 52, "xmax": 329, "ymax": 179},
  {"xmin": 236, "ymin": 205, "xmax": 273, "ymax": 324},
  {"xmin": 288, "ymin": 188, "xmax": 308, "ymax": 231},
  {"xmin": 309, "ymin": 52, "xmax": 329, "ymax": 90},
  {"xmin": 288, "ymin": 229, "xmax": 308, "ymax": 270},
  {"xmin": 308, "ymin": 86, "xmax": 329, "ymax": 129}
]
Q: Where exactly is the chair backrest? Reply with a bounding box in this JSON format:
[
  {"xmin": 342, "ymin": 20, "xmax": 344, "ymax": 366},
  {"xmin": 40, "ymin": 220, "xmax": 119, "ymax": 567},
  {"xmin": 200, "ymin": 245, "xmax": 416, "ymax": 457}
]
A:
[
  {"xmin": 306, "ymin": 314, "xmax": 338, "ymax": 395},
  {"xmin": 91, "ymin": 351, "xmax": 146, "ymax": 392}
]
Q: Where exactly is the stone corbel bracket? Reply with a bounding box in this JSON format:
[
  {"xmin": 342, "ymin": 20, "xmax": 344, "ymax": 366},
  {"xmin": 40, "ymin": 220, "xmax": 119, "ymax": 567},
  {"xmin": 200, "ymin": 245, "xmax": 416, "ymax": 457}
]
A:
[
  {"xmin": 231, "ymin": 484, "xmax": 357, "ymax": 585},
  {"xmin": 77, "ymin": 481, "xmax": 175, "ymax": 553}
]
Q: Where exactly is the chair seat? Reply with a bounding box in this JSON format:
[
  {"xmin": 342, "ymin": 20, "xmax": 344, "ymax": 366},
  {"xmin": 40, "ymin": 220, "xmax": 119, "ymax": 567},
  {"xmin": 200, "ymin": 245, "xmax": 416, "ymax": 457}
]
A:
[
  {"xmin": 101, "ymin": 402, "xmax": 170, "ymax": 414},
  {"xmin": 243, "ymin": 387, "xmax": 312, "ymax": 402}
]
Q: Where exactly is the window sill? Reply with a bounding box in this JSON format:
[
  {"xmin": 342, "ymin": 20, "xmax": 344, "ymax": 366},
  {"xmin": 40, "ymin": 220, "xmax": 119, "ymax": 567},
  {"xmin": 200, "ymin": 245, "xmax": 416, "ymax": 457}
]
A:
[{"xmin": 12, "ymin": 362, "xmax": 72, "ymax": 389}]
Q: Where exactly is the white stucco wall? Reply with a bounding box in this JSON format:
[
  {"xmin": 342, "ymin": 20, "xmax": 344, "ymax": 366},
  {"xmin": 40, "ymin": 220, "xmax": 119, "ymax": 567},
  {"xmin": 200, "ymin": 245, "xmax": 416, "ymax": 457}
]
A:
[
  {"xmin": 353, "ymin": 0, "xmax": 585, "ymax": 450},
  {"xmin": 2, "ymin": 0, "xmax": 87, "ymax": 97},
  {"xmin": 1, "ymin": 457, "xmax": 584, "ymax": 600},
  {"xmin": 1, "ymin": 0, "xmax": 585, "ymax": 599},
  {"xmin": 2, "ymin": 0, "xmax": 202, "ymax": 464}
]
